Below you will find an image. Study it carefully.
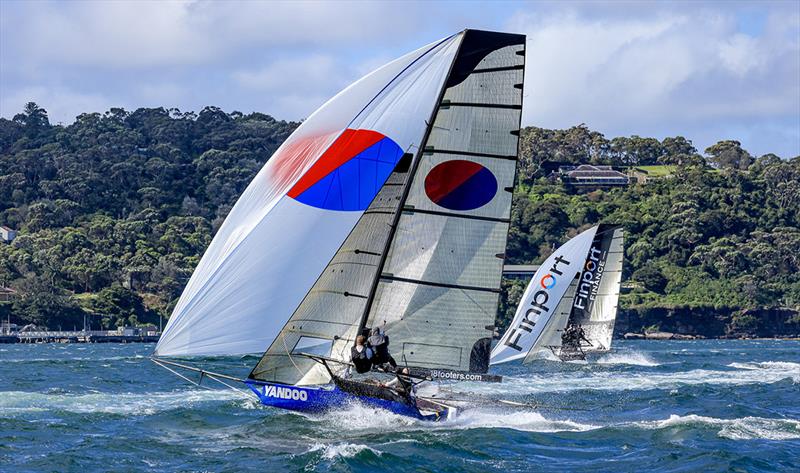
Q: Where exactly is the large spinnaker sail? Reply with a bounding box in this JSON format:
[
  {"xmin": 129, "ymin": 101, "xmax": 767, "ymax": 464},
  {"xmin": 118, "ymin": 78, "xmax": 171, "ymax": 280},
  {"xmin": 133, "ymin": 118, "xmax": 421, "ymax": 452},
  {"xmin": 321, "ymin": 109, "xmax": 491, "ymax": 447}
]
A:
[
  {"xmin": 361, "ymin": 30, "xmax": 527, "ymax": 374},
  {"xmin": 155, "ymin": 34, "xmax": 462, "ymax": 357},
  {"xmin": 490, "ymin": 226, "xmax": 598, "ymax": 365},
  {"xmin": 566, "ymin": 225, "xmax": 624, "ymax": 352}
]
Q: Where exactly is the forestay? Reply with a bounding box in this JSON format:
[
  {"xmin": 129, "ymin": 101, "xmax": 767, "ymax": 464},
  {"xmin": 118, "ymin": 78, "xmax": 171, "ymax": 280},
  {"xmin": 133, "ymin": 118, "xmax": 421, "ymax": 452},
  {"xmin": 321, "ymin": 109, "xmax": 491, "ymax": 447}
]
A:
[
  {"xmin": 490, "ymin": 226, "xmax": 598, "ymax": 365},
  {"xmin": 155, "ymin": 34, "xmax": 461, "ymax": 357}
]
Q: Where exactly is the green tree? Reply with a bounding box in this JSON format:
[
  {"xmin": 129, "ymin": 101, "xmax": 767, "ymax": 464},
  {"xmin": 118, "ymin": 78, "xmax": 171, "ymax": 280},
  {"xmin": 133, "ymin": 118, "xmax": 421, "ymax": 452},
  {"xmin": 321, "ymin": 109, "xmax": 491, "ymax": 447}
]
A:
[{"xmin": 705, "ymin": 140, "xmax": 753, "ymax": 170}]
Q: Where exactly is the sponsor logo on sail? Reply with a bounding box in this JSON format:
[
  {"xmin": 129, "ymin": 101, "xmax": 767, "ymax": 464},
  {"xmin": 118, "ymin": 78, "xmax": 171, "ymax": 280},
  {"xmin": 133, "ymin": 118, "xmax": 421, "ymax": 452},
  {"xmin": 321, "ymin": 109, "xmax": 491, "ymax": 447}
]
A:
[
  {"xmin": 573, "ymin": 246, "xmax": 605, "ymax": 311},
  {"xmin": 264, "ymin": 385, "xmax": 308, "ymax": 401},
  {"xmin": 424, "ymin": 160, "xmax": 498, "ymax": 211},
  {"xmin": 503, "ymin": 255, "xmax": 571, "ymax": 351}
]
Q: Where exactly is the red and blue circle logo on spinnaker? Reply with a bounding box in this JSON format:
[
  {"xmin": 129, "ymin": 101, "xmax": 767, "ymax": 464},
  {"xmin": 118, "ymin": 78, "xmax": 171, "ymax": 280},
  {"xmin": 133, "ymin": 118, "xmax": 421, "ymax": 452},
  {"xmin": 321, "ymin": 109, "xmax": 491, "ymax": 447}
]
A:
[
  {"xmin": 288, "ymin": 129, "xmax": 404, "ymax": 211},
  {"xmin": 424, "ymin": 160, "xmax": 497, "ymax": 211}
]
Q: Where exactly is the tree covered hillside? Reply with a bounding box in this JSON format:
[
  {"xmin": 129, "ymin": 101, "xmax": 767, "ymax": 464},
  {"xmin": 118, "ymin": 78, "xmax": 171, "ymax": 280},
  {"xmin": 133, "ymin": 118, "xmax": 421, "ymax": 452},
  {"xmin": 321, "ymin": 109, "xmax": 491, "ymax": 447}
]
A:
[{"xmin": 1, "ymin": 104, "xmax": 798, "ymax": 335}]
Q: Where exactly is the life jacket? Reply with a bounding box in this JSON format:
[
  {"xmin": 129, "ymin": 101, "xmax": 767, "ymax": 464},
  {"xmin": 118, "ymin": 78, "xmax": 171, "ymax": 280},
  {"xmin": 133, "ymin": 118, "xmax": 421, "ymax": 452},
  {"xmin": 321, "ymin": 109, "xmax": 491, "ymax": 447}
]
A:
[{"xmin": 350, "ymin": 345, "xmax": 373, "ymax": 374}]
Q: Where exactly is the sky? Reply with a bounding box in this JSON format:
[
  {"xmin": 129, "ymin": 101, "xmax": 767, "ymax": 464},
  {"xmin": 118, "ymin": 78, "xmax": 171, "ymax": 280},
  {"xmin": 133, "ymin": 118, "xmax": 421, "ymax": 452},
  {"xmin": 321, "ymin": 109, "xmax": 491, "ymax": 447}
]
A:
[{"xmin": 1, "ymin": 0, "xmax": 798, "ymax": 158}]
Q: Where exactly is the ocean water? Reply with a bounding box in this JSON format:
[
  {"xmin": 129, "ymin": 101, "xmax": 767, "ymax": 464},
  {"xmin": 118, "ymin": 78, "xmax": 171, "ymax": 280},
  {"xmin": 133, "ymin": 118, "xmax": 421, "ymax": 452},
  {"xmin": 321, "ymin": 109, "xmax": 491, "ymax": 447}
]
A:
[{"xmin": 1, "ymin": 340, "xmax": 798, "ymax": 473}]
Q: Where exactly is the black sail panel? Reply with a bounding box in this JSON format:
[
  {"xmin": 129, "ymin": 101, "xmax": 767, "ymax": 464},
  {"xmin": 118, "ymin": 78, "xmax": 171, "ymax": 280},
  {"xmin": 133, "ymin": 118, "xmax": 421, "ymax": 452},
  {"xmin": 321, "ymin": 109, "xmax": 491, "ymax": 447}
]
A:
[{"xmin": 567, "ymin": 224, "xmax": 624, "ymax": 351}]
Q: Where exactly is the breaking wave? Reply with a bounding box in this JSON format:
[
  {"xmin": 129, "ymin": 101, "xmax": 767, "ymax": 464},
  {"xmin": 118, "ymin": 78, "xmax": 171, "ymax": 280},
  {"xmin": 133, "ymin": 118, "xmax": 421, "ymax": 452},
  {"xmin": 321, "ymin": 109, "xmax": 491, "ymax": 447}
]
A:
[
  {"xmin": 308, "ymin": 442, "xmax": 382, "ymax": 459},
  {"xmin": 596, "ymin": 351, "xmax": 660, "ymax": 366},
  {"xmin": 727, "ymin": 361, "xmax": 800, "ymax": 372},
  {"xmin": 636, "ymin": 414, "xmax": 800, "ymax": 440}
]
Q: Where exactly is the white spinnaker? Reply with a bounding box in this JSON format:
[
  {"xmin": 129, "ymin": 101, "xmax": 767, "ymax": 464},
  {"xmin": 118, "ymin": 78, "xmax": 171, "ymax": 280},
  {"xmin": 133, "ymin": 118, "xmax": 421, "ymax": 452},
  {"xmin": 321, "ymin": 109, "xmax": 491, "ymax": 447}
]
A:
[
  {"xmin": 155, "ymin": 34, "xmax": 462, "ymax": 357},
  {"xmin": 490, "ymin": 226, "xmax": 598, "ymax": 365}
]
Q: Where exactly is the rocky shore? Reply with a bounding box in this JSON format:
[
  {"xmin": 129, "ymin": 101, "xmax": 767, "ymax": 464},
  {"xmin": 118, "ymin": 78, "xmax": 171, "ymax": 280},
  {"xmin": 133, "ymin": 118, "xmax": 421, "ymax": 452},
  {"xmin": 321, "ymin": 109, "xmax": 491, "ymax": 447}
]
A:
[{"xmin": 615, "ymin": 306, "xmax": 800, "ymax": 340}]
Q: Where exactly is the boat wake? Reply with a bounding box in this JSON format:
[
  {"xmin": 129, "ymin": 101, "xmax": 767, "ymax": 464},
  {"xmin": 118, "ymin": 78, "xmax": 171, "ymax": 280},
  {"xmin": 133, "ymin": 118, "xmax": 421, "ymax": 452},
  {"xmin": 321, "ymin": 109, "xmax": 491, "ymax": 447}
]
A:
[{"xmin": 308, "ymin": 400, "xmax": 799, "ymax": 440}]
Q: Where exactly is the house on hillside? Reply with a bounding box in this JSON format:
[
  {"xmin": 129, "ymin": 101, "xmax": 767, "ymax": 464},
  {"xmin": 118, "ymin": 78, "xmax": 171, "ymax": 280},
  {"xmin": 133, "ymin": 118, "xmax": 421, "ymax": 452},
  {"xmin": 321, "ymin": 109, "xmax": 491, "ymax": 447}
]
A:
[
  {"xmin": 0, "ymin": 226, "xmax": 16, "ymax": 243},
  {"xmin": 0, "ymin": 287, "xmax": 18, "ymax": 303},
  {"xmin": 552, "ymin": 165, "xmax": 629, "ymax": 188}
]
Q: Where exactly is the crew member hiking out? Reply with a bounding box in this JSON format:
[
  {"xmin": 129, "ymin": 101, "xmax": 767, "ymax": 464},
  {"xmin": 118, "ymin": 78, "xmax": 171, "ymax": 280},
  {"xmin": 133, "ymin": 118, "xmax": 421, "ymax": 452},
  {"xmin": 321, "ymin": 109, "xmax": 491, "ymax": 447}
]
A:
[
  {"xmin": 368, "ymin": 325, "xmax": 397, "ymax": 370},
  {"xmin": 350, "ymin": 335, "xmax": 374, "ymax": 374},
  {"xmin": 575, "ymin": 324, "xmax": 591, "ymax": 346}
]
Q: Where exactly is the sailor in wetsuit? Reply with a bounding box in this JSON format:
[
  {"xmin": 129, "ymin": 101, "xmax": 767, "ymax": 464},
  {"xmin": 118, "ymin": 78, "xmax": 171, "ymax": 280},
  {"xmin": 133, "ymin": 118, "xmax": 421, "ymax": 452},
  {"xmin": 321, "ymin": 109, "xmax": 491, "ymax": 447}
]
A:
[
  {"xmin": 575, "ymin": 324, "xmax": 591, "ymax": 346},
  {"xmin": 368, "ymin": 326, "xmax": 398, "ymax": 371},
  {"xmin": 350, "ymin": 335, "xmax": 374, "ymax": 374},
  {"xmin": 561, "ymin": 324, "xmax": 577, "ymax": 348},
  {"xmin": 562, "ymin": 323, "xmax": 591, "ymax": 350}
]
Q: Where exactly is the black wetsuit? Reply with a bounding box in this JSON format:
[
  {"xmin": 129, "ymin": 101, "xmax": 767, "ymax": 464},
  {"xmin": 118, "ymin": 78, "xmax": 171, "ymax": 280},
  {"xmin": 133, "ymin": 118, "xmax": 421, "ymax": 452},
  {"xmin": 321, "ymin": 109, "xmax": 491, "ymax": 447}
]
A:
[
  {"xmin": 350, "ymin": 345, "xmax": 373, "ymax": 374},
  {"xmin": 368, "ymin": 333, "xmax": 397, "ymax": 369}
]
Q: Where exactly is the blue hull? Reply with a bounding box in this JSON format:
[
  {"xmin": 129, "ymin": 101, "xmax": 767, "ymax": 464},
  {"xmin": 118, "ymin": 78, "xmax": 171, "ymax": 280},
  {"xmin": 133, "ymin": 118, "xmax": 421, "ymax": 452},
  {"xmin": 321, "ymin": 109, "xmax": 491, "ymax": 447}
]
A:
[{"xmin": 244, "ymin": 380, "xmax": 446, "ymax": 421}]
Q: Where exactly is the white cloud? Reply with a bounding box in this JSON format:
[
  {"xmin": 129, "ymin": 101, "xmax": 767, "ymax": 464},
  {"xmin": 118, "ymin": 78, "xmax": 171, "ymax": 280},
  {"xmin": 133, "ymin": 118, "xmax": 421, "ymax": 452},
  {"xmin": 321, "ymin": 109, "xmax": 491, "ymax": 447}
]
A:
[
  {"xmin": 2, "ymin": 0, "xmax": 430, "ymax": 70},
  {"xmin": 0, "ymin": 86, "xmax": 117, "ymax": 124},
  {"xmin": 1, "ymin": 1, "xmax": 796, "ymax": 157},
  {"xmin": 508, "ymin": 7, "xmax": 800, "ymax": 155}
]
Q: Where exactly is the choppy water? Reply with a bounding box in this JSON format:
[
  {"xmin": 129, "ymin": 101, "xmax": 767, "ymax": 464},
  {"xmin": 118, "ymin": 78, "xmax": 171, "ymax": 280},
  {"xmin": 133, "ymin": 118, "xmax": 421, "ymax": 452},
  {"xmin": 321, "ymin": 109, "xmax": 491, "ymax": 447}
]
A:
[{"xmin": 1, "ymin": 340, "xmax": 798, "ymax": 472}]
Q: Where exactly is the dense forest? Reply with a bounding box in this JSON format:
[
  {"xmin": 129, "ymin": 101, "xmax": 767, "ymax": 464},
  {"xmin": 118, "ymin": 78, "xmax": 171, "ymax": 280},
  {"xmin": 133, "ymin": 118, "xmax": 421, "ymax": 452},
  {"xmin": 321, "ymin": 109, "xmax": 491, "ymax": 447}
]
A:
[{"xmin": 1, "ymin": 103, "xmax": 798, "ymax": 337}]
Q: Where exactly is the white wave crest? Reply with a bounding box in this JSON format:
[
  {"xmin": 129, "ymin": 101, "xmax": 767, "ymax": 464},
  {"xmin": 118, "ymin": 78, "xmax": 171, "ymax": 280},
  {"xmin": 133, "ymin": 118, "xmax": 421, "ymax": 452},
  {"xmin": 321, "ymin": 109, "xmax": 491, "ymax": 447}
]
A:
[
  {"xmin": 639, "ymin": 414, "xmax": 800, "ymax": 440},
  {"xmin": 727, "ymin": 361, "xmax": 800, "ymax": 372},
  {"xmin": 308, "ymin": 442, "xmax": 381, "ymax": 460},
  {"xmin": 597, "ymin": 351, "xmax": 660, "ymax": 367},
  {"xmin": 444, "ymin": 408, "xmax": 599, "ymax": 432},
  {"xmin": 0, "ymin": 389, "xmax": 245, "ymax": 417}
]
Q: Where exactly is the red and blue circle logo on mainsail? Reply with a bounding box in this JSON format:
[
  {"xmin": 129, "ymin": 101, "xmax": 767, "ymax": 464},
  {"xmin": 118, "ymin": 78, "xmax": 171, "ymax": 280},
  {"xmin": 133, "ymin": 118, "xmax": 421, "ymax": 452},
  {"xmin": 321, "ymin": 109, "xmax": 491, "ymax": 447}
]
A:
[
  {"xmin": 288, "ymin": 129, "xmax": 404, "ymax": 211},
  {"xmin": 424, "ymin": 160, "xmax": 497, "ymax": 211}
]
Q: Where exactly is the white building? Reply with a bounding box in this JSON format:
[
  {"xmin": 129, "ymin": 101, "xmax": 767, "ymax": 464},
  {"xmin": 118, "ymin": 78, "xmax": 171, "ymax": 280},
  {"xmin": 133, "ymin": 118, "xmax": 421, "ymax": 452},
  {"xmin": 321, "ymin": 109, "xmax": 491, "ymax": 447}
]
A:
[{"xmin": 0, "ymin": 226, "xmax": 17, "ymax": 243}]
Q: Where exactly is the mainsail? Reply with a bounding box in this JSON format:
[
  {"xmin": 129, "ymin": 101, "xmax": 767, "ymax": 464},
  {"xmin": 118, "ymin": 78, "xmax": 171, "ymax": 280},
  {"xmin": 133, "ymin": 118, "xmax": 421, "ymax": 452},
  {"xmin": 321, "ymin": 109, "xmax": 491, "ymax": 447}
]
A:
[
  {"xmin": 358, "ymin": 30, "xmax": 526, "ymax": 375},
  {"xmin": 490, "ymin": 227, "xmax": 598, "ymax": 365},
  {"xmin": 565, "ymin": 225, "xmax": 624, "ymax": 352}
]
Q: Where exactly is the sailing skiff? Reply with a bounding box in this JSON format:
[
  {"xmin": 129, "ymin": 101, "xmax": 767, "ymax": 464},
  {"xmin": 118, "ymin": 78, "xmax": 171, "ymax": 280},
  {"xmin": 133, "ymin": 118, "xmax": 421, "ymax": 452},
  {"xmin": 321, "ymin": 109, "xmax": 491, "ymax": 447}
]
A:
[
  {"xmin": 153, "ymin": 29, "xmax": 526, "ymax": 420},
  {"xmin": 490, "ymin": 225, "xmax": 624, "ymax": 365}
]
